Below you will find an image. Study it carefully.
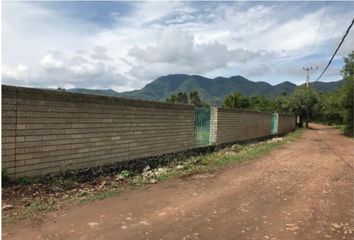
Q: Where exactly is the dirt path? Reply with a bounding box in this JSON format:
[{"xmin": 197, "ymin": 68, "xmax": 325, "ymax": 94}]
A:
[{"xmin": 3, "ymin": 124, "xmax": 354, "ymax": 240}]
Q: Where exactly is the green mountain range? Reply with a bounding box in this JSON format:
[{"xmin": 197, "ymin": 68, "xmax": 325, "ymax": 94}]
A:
[{"xmin": 68, "ymin": 74, "xmax": 343, "ymax": 104}]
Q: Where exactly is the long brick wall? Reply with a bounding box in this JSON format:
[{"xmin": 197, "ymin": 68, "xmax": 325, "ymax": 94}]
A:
[
  {"xmin": 278, "ymin": 114, "xmax": 296, "ymax": 134},
  {"xmin": 2, "ymin": 85, "xmax": 195, "ymax": 178},
  {"xmin": 211, "ymin": 108, "xmax": 273, "ymax": 145},
  {"xmin": 2, "ymin": 85, "xmax": 297, "ymax": 179}
]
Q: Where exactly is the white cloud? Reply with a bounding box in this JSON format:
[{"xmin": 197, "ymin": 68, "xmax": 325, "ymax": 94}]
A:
[
  {"xmin": 127, "ymin": 27, "xmax": 277, "ymax": 81},
  {"xmin": 2, "ymin": 1, "xmax": 353, "ymax": 90},
  {"xmin": 2, "ymin": 64, "xmax": 30, "ymax": 84},
  {"xmin": 39, "ymin": 53, "xmax": 65, "ymax": 70}
]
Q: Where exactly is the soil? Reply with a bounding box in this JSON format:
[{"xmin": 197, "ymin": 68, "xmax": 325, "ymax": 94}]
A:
[{"xmin": 2, "ymin": 123, "xmax": 354, "ymax": 240}]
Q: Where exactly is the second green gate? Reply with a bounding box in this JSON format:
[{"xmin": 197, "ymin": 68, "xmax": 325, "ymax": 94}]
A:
[{"xmin": 271, "ymin": 112, "xmax": 279, "ymax": 135}]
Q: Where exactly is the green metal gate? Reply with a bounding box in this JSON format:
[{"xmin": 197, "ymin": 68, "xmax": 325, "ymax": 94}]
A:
[
  {"xmin": 194, "ymin": 107, "xmax": 211, "ymax": 146},
  {"xmin": 271, "ymin": 112, "xmax": 279, "ymax": 135}
]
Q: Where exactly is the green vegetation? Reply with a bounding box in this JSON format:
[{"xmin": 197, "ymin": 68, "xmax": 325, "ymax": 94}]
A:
[
  {"xmin": 223, "ymin": 86, "xmax": 319, "ymax": 128},
  {"xmin": 18, "ymin": 176, "xmax": 33, "ymax": 185},
  {"xmin": 290, "ymin": 86, "xmax": 319, "ymax": 127},
  {"xmin": 120, "ymin": 170, "xmax": 130, "ymax": 178},
  {"xmin": 310, "ymin": 52, "xmax": 353, "ymax": 135},
  {"xmin": 166, "ymin": 91, "xmax": 204, "ymax": 106},
  {"xmin": 340, "ymin": 52, "xmax": 353, "ymax": 135},
  {"xmin": 222, "ymin": 52, "xmax": 353, "ymax": 134},
  {"xmin": 224, "ymin": 92, "xmax": 251, "ymax": 109},
  {"xmin": 2, "ymin": 169, "xmax": 10, "ymax": 185},
  {"xmin": 189, "ymin": 91, "xmax": 203, "ymax": 106},
  {"xmin": 152, "ymin": 128, "xmax": 304, "ymax": 182},
  {"xmin": 21, "ymin": 198, "xmax": 57, "ymax": 218}
]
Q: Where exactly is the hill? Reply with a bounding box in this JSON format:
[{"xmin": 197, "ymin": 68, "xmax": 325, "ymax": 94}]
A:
[{"xmin": 68, "ymin": 74, "xmax": 343, "ymax": 104}]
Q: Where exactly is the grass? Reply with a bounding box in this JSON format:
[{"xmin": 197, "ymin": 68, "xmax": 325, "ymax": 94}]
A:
[
  {"xmin": 153, "ymin": 128, "xmax": 304, "ymax": 182},
  {"xmin": 3, "ymin": 197, "xmax": 58, "ymax": 224},
  {"xmin": 77, "ymin": 189, "xmax": 121, "ymax": 205},
  {"xmin": 3, "ymin": 128, "xmax": 304, "ymax": 223},
  {"xmin": 3, "ymin": 188, "xmax": 122, "ymax": 224}
]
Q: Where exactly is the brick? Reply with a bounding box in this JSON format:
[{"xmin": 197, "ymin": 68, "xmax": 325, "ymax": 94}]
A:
[
  {"xmin": 16, "ymin": 153, "xmax": 33, "ymax": 160},
  {"xmin": 0, "ymin": 86, "xmax": 289, "ymax": 179}
]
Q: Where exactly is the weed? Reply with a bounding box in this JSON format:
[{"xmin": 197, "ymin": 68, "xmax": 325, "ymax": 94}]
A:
[
  {"xmin": 147, "ymin": 129, "xmax": 304, "ymax": 182},
  {"xmin": 2, "ymin": 169, "xmax": 10, "ymax": 185},
  {"xmin": 18, "ymin": 177, "xmax": 32, "ymax": 185},
  {"xmin": 20, "ymin": 197, "xmax": 57, "ymax": 219},
  {"xmin": 120, "ymin": 170, "xmax": 130, "ymax": 178}
]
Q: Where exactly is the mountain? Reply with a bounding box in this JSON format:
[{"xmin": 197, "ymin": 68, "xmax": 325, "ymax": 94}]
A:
[
  {"xmin": 310, "ymin": 81, "xmax": 344, "ymax": 92},
  {"xmin": 68, "ymin": 74, "xmax": 343, "ymax": 104},
  {"xmin": 68, "ymin": 88, "xmax": 118, "ymax": 97}
]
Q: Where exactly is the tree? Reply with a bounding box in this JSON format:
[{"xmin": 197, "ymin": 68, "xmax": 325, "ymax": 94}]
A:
[
  {"xmin": 189, "ymin": 91, "xmax": 202, "ymax": 106},
  {"xmin": 274, "ymin": 94, "xmax": 291, "ymax": 114},
  {"xmin": 249, "ymin": 95, "xmax": 274, "ymax": 112},
  {"xmin": 166, "ymin": 94, "xmax": 177, "ymax": 103},
  {"xmin": 176, "ymin": 92, "xmax": 188, "ymax": 103},
  {"xmin": 224, "ymin": 92, "xmax": 250, "ymax": 109},
  {"xmin": 339, "ymin": 51, "xmax": 354, "ymax": 135},
  {"xmin": 289, "ymin": 86, "xmax": 319, "ymax": 127},
  {"xmin": 316, "ymin": 91, "xmax": 342, "ymax": 125},
  {"xmin": 166, "ymin": 91, "xmax": 203, "ymax": 106},
  {"xmin": 57, "ymin": 87, "xmax": 66, "ymax": 92},
  {"xmin": 166, "ymin": 92, "xmax": 188, "ymax": 104}
]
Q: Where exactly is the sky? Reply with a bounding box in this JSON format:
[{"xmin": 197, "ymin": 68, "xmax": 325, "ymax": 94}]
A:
[{"xmin": 2, "ymin": 1, "xmax": 354, "ymax": 92}]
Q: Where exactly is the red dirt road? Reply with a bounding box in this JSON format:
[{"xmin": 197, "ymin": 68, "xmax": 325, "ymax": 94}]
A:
[{"xmin": 3, "ymin": 124, "xmax": 354, "ymax": 240}]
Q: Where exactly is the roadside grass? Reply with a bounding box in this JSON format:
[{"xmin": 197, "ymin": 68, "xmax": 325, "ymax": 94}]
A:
[
  {"xmin": 335, "ymin": 124, "xmax": 346, "ymax": 133},
  {"xmin": 152, "ymin": 128, "xmax": 304, "ymax": 182},
  {"xmin": 77, "ymin": 189, "xmax": 122, "ymax": 205},
  {"xmin": 3, "ymin": 188, "xmax": 122, "ymax": 224},
  {"xmin": 3, "ymin": 128, "xmax": 304, "ymax": 223}
]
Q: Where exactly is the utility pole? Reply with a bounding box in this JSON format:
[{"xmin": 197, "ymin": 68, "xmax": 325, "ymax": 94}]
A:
[
  {"xmin": 302, "ymin": 66, "xmax": 318, "ymax": 88},
  {"xmin": 301, "ymin": 66, "xmax": 318, "ymax": 128}
]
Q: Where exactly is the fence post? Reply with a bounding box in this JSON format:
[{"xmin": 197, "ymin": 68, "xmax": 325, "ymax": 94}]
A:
[{"xmin": 209, "ymin": 107, "xmax": 218, "ymax": 145}]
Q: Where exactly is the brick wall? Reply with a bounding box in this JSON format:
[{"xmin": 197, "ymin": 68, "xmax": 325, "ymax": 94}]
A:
[
  {"xmin": 2, "ymin": 85, "xmax": 297, "ymax": 179},
  {"xmin": 2, "ymin": 85, "xmax": 195, "ymax": 178},
  {"xmin": 278, "ymin": 114, "xmax": 296, "ymax": 134},
  {"xmin": 212, "ymin": 108, "xmax": 273, "ymax": 145}
]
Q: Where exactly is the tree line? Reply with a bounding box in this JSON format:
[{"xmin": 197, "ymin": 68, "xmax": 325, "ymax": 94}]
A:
[
  {"xmin": 166, "ymin": 91, "xmax": 205, "ymax": 106},
  {"xmin": 166, "ymin": 52, "xmax": 353, "ymax": 136}
]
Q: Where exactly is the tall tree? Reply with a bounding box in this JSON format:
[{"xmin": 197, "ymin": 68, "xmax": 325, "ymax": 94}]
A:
[
  {"xmin": 316, "ymin": 91, "xmax": 342, "ymax": 125},
  {"xmin": 166, "ymin": 91, "xmax": 203, "ymax": 106},
  {"xmin": 290, "ymin": 86, "xmax": 319, "ymax": 127},
  {"xmin": 189, "ymin": 91, "xmax": 202, "ymax": 106},
  {"xmin": 274, "ymin": 94, "xmax": 291, "ymax": 114},
  {"xmin": 249, "ymin": 95, "xmax": 274, "ymax": 112},
  {"xmin": 339, "ymin": 51, "xmax": 354, "ymax": 135},
  {"xmin": 224, "ymin": 92, "xmax": 250, "ymax": 109},
  {"xmin": 176, "ymin": 92, "xmax": 188, "ymax": 104}
]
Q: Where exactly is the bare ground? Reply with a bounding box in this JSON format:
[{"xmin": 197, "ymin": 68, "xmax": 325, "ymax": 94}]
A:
[{"xmin": 3, "ymin": 124, "xmax": 354, "ymax": 240}]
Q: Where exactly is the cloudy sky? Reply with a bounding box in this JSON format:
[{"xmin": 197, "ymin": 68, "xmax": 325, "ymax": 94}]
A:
[{"xmin": 2, "ymin": 1, "xmax": 354, "ymax": 92}]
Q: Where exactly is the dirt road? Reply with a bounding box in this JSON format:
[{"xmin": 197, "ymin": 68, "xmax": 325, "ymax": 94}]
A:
[{"xmin": 3, "ymin": 124, "xmax": 354, "ymax": 240}]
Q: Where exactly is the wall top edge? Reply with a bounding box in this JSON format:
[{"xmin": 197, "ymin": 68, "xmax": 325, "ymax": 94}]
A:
[{"xmin": 1, "ymin": 85, "xmax": 195, "ymax": 110}]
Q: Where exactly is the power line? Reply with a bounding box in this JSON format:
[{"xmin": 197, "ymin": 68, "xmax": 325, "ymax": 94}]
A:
[
  {"xmin": 329, "ymin": 1, "xmax": 350, "ymax": 39},
  {"xmin": 315, "ymin": 17, "xmax": 354, "ymax": 82},
  {"xmin": 310, "ymin": 1, "xmax": 329, "ymax": 53}
]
